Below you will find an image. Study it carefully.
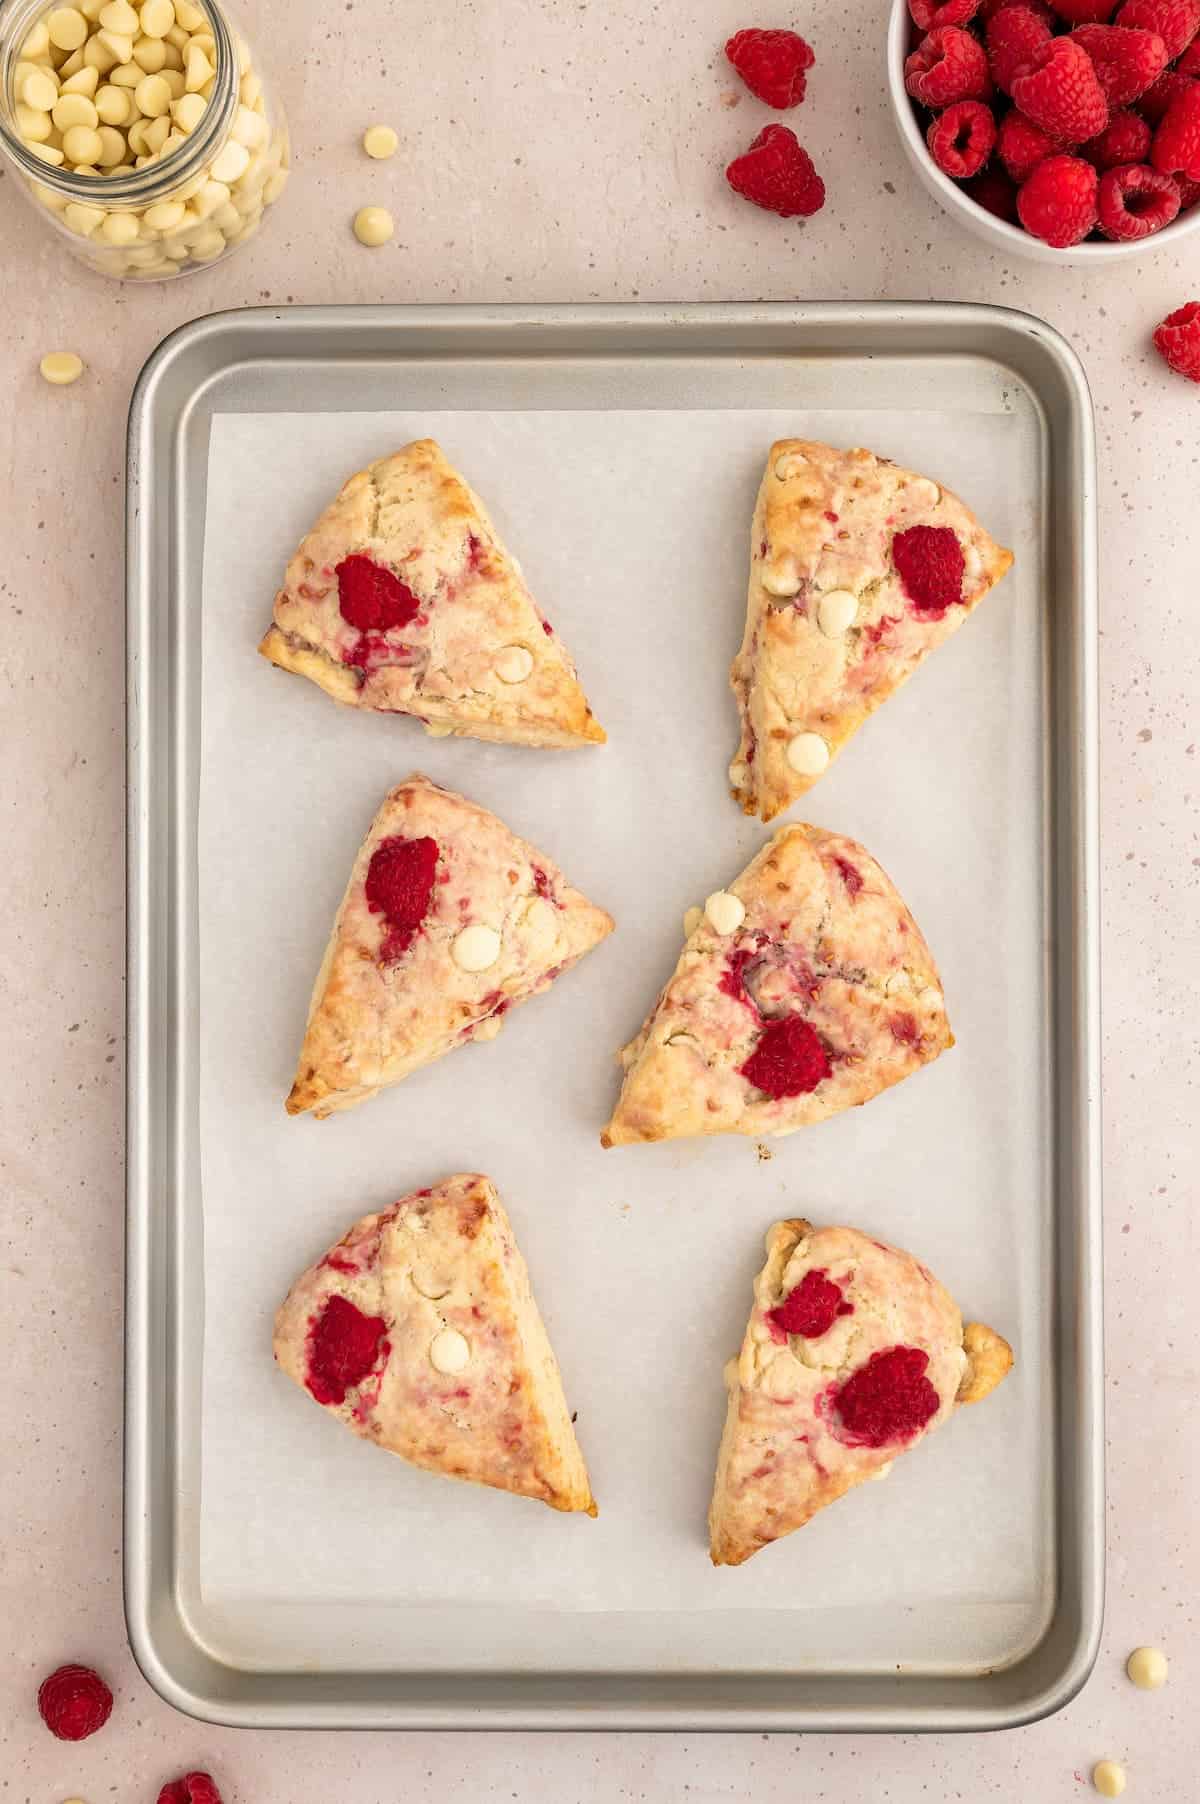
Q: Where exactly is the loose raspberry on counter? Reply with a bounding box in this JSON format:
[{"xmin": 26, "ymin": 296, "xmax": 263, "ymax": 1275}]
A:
[
  {"xmin": 1082, "ymin": 106, "xmax": 1153, "ymax": 162},
  {"xmin": 1138, "ymin": 67, "xmax": 1196, "ymax": 118},
  {"xmin": 831, "ymin": 1345, "xmax": 941, "ymax": 1447},
  {"xmin": 1011, "ymin": 38, "xmax": 1110, "ymax": 141},
  {"xmin": 1098, "ymin": 160, "xmax": 1181, "ymax": 231},
  {"xmin": 306, "ymin": 1295, "xmax": 390, "ymax": 1406},
  {"xmin": 1153, "ymin": 300, "xmax": 1200, "ymax": 377},
  {"xmin": 891, "ymin": 524, "xmax": 965, "ymax": 615},
  {"xmin": 336, "ymin": 555, "xmax": 421, "ymax": 634},
  {"xmin": 725, "ymin": 28, "xmax": 815, "ymax": 107},
  {"xmin": 365, "ymin": 834, "xmax": 439, "ymax": 961},
  {"xmin": 768, "ymin": 1268, "xmax": 854, "ymax": 1340},
  {"xmin": 1151, "ymin": 78, "xmax": 1200, "ymax": 171},
  {"xmin": 1118, "ymin": 0, "xmax": 1200, "ymax": 55},
  {"xmin": 739, "ymin": 1015, "xmax": 832, "ymax": 1098},
  {"xmin": 36, "ymin": 1664, "xmax": 113, "ymax": 1741},
  {"xmin": 1017, "ymin": 150, "xmax": 1100, "ymax": 239},
  {"xmin": 725, "ymin": 124, "xmax": 826, "ymax": 216},
  {"xmin": 986, "ymin": 3, "xmax": 1054, "ymax": 90},
  {"xmin": 910, "ymin": 0, "xmax": 983, "ymax": 29},
  {"xmin": 1048, "ymin": 0, "xmax": 1119, "ymax": 19},
  {"xmin": 1070, "ymin": 23, "xmax": 1168, "ymax": 104},
  {"xmin": 927, "ymin": 98, "xmax": 998, "ymax": 173},
  {"xmin": 965, "ymin": 163, "xmax": 1022, "ymax": 215},
  {"xmin": 157, "ymin": 1775, "xmax": 224, "ymax": 1804},
  {"xmin": 905, "ymin": 25, "xmax": 994, "ymax": 103}
]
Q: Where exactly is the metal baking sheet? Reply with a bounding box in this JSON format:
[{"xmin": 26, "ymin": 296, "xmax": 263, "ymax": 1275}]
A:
[{"xmin": 125, "ymin": 302, "xmax": 1102, "ymax": 1731}]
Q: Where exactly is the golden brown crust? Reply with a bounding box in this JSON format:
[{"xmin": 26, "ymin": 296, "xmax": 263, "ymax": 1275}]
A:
[
  {"xmin": 729, "ymin": 440, "xmax": 1013, "ymax": 822},
  {"xmin": 957, "ymin": 1320, "xmax": 1014, "ymax": 1405},
  {"xmin": 262, "ymin": 439, "xmax": 605, "ymax": 748},
  {"xmin": 602, "ymin": 821, "xmax": 951, "ymax": 1147}
]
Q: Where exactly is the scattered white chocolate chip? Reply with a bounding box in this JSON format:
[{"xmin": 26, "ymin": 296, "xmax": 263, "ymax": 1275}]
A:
[
  {"xmin": 774, "ymin": 451, "xmax": 807, "ymax": 480},
  {"xmin": 362, "ymin": 122, "xmax": 398, "ymax": 158},
  {"xmin": 39, "ymin": 350, "xmax": 84, "ymax": 384},
  {"xmin": 786, "ymin": 731, "xmax": 830, "ymax": 777},
  {"xmin": 908, "ymin": 476, "xmax": 940, "ymax": 508},
  {"xmin": 428, "ymin": 1327, "xmax": 471, "ymax": 1375},
  {"xmin": 451, "ymin": 924, "xmax": 501, "ymax": 973},
  {"xmin": 1126, "ymin": 1646, "xmax": 1167, "ymax": 1689},
  {"xmin": 704, "ymin": 890, "xmax": 745, "ymax": 935},
  {"xmin": 761, "ymin": 558, "xmax": 801, "ymax": 598},
  {"xmin": 817, "ymin": 588, "xmax": 859, "ymax": 637},
  {"xmin": 494, "ymin": 644, "xmax": 533, "ymax": 684},
  {"xmin": 353, "ymin": 203, "xmax": 393, "ymax": 246},
  {"xmin": 683, "ymin": 905, "xmax": 703, "ymax": 938},
  {"xmin": 1091, "ymin": 1762, "xmax": 1126, "ymax": 1799}
]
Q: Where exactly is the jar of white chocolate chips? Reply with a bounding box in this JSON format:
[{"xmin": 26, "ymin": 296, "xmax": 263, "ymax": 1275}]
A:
[{"xmin": 0, "ymin": 0, "xmax": 287, "ymax": 278}]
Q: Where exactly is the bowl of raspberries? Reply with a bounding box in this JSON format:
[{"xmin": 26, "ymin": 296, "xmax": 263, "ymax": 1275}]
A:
[{"xmin": 888, "ymin": 0, "xmax": 1200, "ymax": 255}]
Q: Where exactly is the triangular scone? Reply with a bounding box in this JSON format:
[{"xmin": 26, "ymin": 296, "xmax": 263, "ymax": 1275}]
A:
[
  {"xmin": 710, "ymin": 1218, "xmax": 1012, "ymax": 1565},
  {"xmin": 729, "ymin": 441, "xmax": 1013, "ymax": 821},
  {"xmin": 274, "ymin": 1174, "xmax": 596, "ymax": 1514},
  {"xmin": 259, "ymin": 439, "xmax": 605, "ymax": 748},
  {"xmin": 287, "ymin": 774, "xmax": 613, "ymax": 1118},
  {"xmin": 601, "ymin": 823, "xmax": 950, "ymax": 1148}
]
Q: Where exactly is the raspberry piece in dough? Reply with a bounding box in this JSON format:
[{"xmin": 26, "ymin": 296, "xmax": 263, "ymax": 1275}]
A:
[
  {"xmin": 306, "ymin": 1294, "xmax": 390, "ymax": 1405},
  {"xmin": 740, "ymin": 1016, "xmax": 832, "ymax": 1099},
  {"xmin": 768, "ymin": 1268, "xmax": 854, "ymax": 1339},
  {"xmin": 831, "ymin": 1345, "xmax": 942, "ymax": 1447},
  {"xmin": 891, "ymin": 524, "xmax": 966, "ymax": 616},
  {"xmin": 364, "ymin": 834, "xmax": 439, "ymax": 962}
]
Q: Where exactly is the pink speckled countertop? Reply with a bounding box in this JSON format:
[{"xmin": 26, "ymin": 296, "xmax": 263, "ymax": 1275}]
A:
[{"xmin": 1, "ymin": 0, "xmax": 1196, "ymax": 1796}]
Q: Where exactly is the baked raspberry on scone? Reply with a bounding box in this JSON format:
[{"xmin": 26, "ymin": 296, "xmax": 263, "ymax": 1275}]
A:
[
  {"xmin": 601, "ymin": 823, "xmax": 951, "ymax": 1147},
  {"xmin": 259, "ymin": 439, "xmax": 605, "ymax": 748},
  {"xmin": 709, "ymin": 1218, "xmax": 1012, "ymax": 1565},
  {"xmin": 728, "ymin": 441, "xmax": 1013, "ymax": 822},
  {"xmin": 286, "ymin": 775, "xmax": 613, "ymax": 1118},
  {"xmin": 274, "ymin": 1174, "xmax": 596, "ymax": 1514}
]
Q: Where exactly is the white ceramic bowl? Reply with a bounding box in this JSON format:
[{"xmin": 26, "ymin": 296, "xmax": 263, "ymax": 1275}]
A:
[{"xmin": 887, "ymin": 0, "xmax": 1200, "ymax": 263}]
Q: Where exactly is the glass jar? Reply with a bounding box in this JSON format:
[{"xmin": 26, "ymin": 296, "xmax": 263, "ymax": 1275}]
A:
[{"xmin": 0, "ymin": 0, "xmax": 288, "ymax": 279}]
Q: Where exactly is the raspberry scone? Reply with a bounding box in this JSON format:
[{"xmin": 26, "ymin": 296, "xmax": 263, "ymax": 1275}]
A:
[
  {"xmin": 710, "ymin": 1218, "xmax": 1012, "ymax": 1565},
  {"xmin": 601, "ymin": 823, "xmax": 950, "ymax": 1148},
  {"xmin": 259, "ymin": 439, "xmax": 606, "ymax": 748},
  {"xmin": 287, "ymin": 774, "xmax": 613, "ymax": 1118},
  {"xmin": 274, "ymin": 1174, "xmax": 596, "ymax": 1514},
  {"xmin": 729, "ymin": 441, "xmax": 1013, "ymax": 821}
]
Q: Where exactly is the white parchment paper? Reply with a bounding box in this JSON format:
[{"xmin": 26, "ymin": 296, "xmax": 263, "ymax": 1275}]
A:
[{"xmin": 198, "ymin": 401, "xmax": 1051, "ymax": 1667}]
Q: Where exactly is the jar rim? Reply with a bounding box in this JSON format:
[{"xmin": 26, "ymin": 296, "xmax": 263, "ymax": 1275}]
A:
[{"xmin": 0, "ymin": 0, "xmax": 239, "ymax": 203}]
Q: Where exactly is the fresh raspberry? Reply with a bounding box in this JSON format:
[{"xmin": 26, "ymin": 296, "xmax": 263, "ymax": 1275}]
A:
[
  {"xmin": 336, "ymin": 555, "xmax": 421, "ymax": 634},
  {"xmin": 980, "ymin": 0, "xmax": 1055, "ymax": 23},
  {"xmin": 1011, "ymin": 37, "xmax": 1110, "ymax": 141},
  {"xmin": 965, "ymin": 162, "xmax": 1022, "ymax": 216},
  {"xmin": 1152, "ymin": 79, "xmax": 1200, "ymax": 173},
  {"xmin": 1176, "ymin": 37, "xmax": 1200, "ymax": 67},
  {"xmin": 830, "ymin": 1346, "xmax": 941, "ymax": 1447},
  {"xmin": 1175, "ymin": 170, "xmax": 1200, "ymax": 200},
  {"xmin": 1047, "ymin": 0, "xmax": 1119, "ymax": 21},
  {"xmin": 909, "ymin": 0, "xmax": 983, "ymax": 30},
  {"xmin": 1082, "ymin": 105, "xmax": 1153, "ymax": 163},
  {"xmin": 1118, "ymin": 0, "xmax": 1200, "ymax": 54},
  {"xmin": 768, "ymin": 1269, "xmax": 855, "ymax": 1341},
  {"xmin": 891, "ymin": 524, "xmax": 965, "ymax": 614},
  {"xmin": 157, "ymin": 1776, "xmax": 224, "ymax": 1804},
  {"xmin": 986, "ymin": 4, "xmax": 1054, "ymax": 91},
  {"xmin": 1153, "ymin": 299, "xmax": 1200, "ymax": 377},
  {"xmin": 1097, "ymin": 159, "xmax": 1181, "ymax": 231},
  {"xmin": 37, "ymin": 1665, "xmax": 113, "ymax": 1741},
  {"xmin": 905, "ymin": 26, "xmax": 993, "ymax": 105},
  {"xmin": 725, "ymin": 124, "xmax": 826, "ymax": 216},
  {"xmin": 927, "ymin": 98, "xmax": 998, "ymax": 173},
  {"xmin": 1017, "ymin": 150, "xmax": 1100, "ymax": 239},
  {"xmin": 1070, "ymin": 24, "xmax": 1168, "ymax": 105},
  {"xmin": 364, "ymin": 834, "xmax": 439, "ymax": 961},
  {"xmin": 724, "ymin": 29, "xmax": 815, "ymax": 108},
  {"xmin": 306, "ymin": 1295, "xmax": 390, "ymax": 1407},
  {"xmin": 1138, "ymin": 69, "xmax": 1196, "ymax": 121},
  {"xmin": 739, "ymin": 1016, "xmax": 831, "ymax": 1098}
]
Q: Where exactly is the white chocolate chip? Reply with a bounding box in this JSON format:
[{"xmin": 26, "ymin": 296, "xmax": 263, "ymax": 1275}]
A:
[
  {"xmin": 666, "ymin": 1030, "xmax": 700, "ymax": 1051},
  {"xmin": 98, "ymin": 207, "xmax": 138, "ymax": 239},
  {"xmin": 173, "ymin": 0, "xmax": 204, "ymax": 26},
  {"xmin": 774, "ymin": 451, "xmax": 807, "ymax": 480},
  {"xmin": 682, "ymin": 905, "xmax": 703, "ymax": 938},
  {"xmin": 53, "ymin": 89, "xmax": 98, "ymax": 128},
  {"xmin": 82, "ymin": 34, "xmax": 118, "ymax": 69},
  {"xmin": 761, "ymin": 557, "xmax": 801, "ymax": 598},
  {"xmin": 108, "ymin": 57, "xmax": 142, "ymax": 82},
  {"xmin": 817, "ymin": 588, "xmax": 859, "ymax": 637},
  {"xmin": 39, "ymin": 350, "xmax": 84, "ymax": 384},
  {"xmin": 62, "ymin": 198, "xmax": 106, "ymax": 234},
  {"xmin": 61, "ymin": 122, "xmax": 102, "ymax": 161},
  {"xmin": 95, "ymin": 124, "xmax": 127, "ymax": 162},
  {"xmin": 134, "ymin": 70, "xmax": 170, "ymax": 113},
  {"xmin": 908, "ymin": 476, "xmax": 940, "ymax": 508},
  {"xmin": 494, "ymin": 644, "xmax": 533, "ymax": 684},
  {"xmin": 48, "ymin": 7, "xmax": 90, "ymax": 49},
  {"xmin": 23, "ymin": 18, "xmax": 52, "ymax": 56},
  {"xmin": 1126, "ymin": 1646, "xmax": 1168, "ymax": 1689},
  {"xmin": 60, "ymin": 63, "xmax": 99, "ymax": 92},
  {"xmin": 172, "ymin": 89, "xmax": 206, "ymax": 130},
  {"xmin": 95, "ymin": 26, "xmax": 134, "ymax": 60},
  {"xmin": 141, "ymin": 113, "xmax": 170, "ymax": 151},
  {"xmin": 21, "ymin": 66, "xmax": 60, "ymax": 110},
  {"xmin": 363, "ymin": 123, "xmax": 398, "ymax": 158},
  {"xmin": 210, "ymin": 137, "xmax": 250, "ymax": 183},
  {"xmin": 428, "ymin": 1328, "xmax": 471, "ymax": 1375},
  {"xmin": 185, "ymin": 42, "xmax": 212, "ymax": 89},
  {"xmin": 353, "ymin": 203, "xmax": 393, "ymax": 246},
  {"xmin": 160, "ymin": 64, "xmax": 185, "ymax": 97},
  {"xmin": 452, "ymin": 924, "xmax": 501, "ymax": 973},
  {"xmin": 132, "ymin": 30, "xmax": 165, "ymax": 67},
  {"xmin": 16, "ymin": 101, "xmax": 53, "ymax": 139},
  {"xmin": 786, "ymin": 732, "xmax": 830, "ymax": 778},
  {"xmin": 704, "ymin": 890, "xmax": 746, "ymax": 935},
  {"xmin": 1091, "ymin": 1763, "xmax": 1126, "ymax": 1799},
  {"xmin": 262, "ymin": 167, "xmax": 287, "ymax": 203},
  {"xmin": 239, "ymin": 66, "xmax": 261, "ymax": 106},
  {"xmin": 139, "ymin": 0, "xmax": 174, "ymax": 30},
  {"xmin": 141, "ymin": 196, "xmax": 183, "ymax": 229},
  {"xmin": 27, "ymin": 141, "xmax": 66, "ymax": 163}
]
